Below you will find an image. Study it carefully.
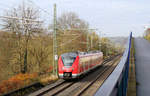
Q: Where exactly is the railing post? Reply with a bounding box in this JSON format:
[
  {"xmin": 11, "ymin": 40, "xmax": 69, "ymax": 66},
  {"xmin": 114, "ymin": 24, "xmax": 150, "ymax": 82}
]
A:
[{"xmin": 124, "ymin": 32, "xmax": 132, "ymax": 96}]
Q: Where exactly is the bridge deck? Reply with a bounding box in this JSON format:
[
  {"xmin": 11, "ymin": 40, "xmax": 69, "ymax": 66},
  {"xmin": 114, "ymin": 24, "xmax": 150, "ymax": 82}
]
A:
[{"xmin": 135, "ymin": 38, "xmax": 150, "ymax": 96}]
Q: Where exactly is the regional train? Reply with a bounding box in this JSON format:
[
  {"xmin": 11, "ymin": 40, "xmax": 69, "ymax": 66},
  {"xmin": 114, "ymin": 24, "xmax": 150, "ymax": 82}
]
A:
[{"xmin": 58, "ymin": 51, "xmax": 103, "ymax": 79}]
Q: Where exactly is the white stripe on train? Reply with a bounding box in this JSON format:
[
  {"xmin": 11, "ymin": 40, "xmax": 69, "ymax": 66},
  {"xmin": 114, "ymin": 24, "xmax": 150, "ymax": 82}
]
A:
[{"xmin": 58, "ymin": 63, "xmax": 102, "ymax": 79}]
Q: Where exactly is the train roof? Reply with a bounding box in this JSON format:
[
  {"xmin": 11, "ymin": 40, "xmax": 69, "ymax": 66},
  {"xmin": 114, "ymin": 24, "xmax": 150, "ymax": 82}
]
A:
[
  {"xmin": 61, "ymin": 51, "xmax": 102, "ymax": 57},
  {"xmin": 79, "ymin": 51, "xmax": 102, "ymax": 55},
  {"xmin": 61, "ymin": 52, "xmax": 78, "ymax": 57}
]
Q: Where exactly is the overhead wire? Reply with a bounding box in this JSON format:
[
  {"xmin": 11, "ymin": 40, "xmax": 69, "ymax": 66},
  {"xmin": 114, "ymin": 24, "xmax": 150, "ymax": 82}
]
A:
[
  {"xmin": 0, "ymin": 16, "xmax": 43, "ymax": 22},
  {"xmin": 0, "ymin": 1, "xmax": 45, "ymax": 23},
  {"xmin": 0, "ymin": 0, "xmax": 100, "ymax": 49},
  {"xmin": 58, "ymin": 34, "xmax": 82, "ymax": 47},
  {"xmin": 57, "ymin": 28, "xmax": 99, "ymax": 47}
]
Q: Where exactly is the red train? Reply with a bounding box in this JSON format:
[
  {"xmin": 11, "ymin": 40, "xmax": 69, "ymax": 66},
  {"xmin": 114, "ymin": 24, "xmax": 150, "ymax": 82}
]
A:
[{"xmin": 58, "ymin": 51, "xmax": 103, "ymax": 79}]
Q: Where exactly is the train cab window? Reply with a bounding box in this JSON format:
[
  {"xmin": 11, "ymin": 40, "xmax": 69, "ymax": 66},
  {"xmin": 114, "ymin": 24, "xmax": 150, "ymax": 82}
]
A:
[{"xmin": 62, "ymin": 56, "xmax": 76, "ymax": 66}]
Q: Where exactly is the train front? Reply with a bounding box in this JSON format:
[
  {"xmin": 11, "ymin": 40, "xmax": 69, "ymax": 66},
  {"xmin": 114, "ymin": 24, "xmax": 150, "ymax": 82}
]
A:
[{"xmin": 58, "ymin": 52, "xmax": 79, "ymax": 79}]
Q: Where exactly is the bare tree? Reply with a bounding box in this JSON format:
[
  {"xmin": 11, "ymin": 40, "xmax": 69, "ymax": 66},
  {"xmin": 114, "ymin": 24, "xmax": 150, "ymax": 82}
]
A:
[
  {"xmin": 1, "ymin": 2, "xmax": 43, "ymax": 73},
  {"xmin": 57, "ymin": 12, "xmax": 89, "ymax": 30},
  {"xmin": 54, "ymin": 12, "xmax": 90, "ymax": 53}
]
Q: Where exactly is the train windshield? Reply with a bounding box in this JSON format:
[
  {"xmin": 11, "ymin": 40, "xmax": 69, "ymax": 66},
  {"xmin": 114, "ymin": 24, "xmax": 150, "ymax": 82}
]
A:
[
  {"xmin": 61, "ymin": 56, "xmax": 76, "ymax": 66},
  {"xmin": 61, "ymin": 52, "xmax": 77, "ymax": 66}
]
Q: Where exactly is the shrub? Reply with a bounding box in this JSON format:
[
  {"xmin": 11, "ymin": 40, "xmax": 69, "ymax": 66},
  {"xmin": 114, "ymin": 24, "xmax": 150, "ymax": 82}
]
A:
[{"xmin": 0, "ymin": 73, "xmax": 38, "ymax": 95}]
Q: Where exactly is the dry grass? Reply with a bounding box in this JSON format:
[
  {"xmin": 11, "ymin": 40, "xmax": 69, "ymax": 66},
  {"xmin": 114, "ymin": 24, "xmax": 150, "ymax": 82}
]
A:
[
  {"xmin": 0, "ymin": 72, "xmax": 59, "ymax": 95},
  {"xmin": 39, "ymin": 74, "xmax": 58, "ymax": 85},
  {"xmin": 0, "ymin": 73, "xmax": 38, "ymax": 95}
]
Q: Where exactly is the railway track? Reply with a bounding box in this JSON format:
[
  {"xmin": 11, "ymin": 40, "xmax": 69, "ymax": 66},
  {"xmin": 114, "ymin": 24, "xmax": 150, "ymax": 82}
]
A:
[
  {"xmin": 27, "ymin": 55, "xmax": 121, "ymax": 96},
  {"xmin": 27, "ymin": 79, "xmax": 66, "ymax": 96},
  {"xmin": 55, "ymin": 55, "xmax": 121, "ymax": 96},
  {"xmin": 3, "ymin": 82, "xmax": 44, "ymax": 96},
  {"xmin": 42, "ymin": 82, "xmax": 74, "ymax": 96},
  {"xmin": 78, "ymin": 56, "xmax": 121, "ymax": 96},
  {"xmin": 2, "ymin": 55, "xmax": 118, "ymax": 96}
]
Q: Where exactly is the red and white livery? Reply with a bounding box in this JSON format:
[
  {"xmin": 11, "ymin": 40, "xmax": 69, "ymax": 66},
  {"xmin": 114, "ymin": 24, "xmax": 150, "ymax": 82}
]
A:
[{"xmin": 58, "ymin": 51, "xmax": 103, "ymax": 79}]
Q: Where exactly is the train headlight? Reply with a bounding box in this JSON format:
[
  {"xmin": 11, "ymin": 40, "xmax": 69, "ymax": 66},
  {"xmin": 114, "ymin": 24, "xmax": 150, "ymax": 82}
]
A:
[{"xmin": 62, "ymin": 67, "xmax": 65, "ymax": 71}]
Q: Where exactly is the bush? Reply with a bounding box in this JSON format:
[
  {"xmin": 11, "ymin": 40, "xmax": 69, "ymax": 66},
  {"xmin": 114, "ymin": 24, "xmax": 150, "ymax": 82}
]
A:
[{"xmin": 0, "ymin": 73, "xmax": 38, "ymax": 95}]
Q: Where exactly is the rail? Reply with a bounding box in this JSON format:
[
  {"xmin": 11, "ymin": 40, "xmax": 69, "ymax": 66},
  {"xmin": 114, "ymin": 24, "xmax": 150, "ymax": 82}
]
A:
[{"xmin": 95, "ymin": 32, "xmax": 132, "ymax": 96}]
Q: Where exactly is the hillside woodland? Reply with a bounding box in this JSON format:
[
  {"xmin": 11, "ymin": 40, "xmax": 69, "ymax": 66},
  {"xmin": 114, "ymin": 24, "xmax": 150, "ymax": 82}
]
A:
[{"xmin": 0, "ymin": 3, "xmax": 123, "ymax": 95}]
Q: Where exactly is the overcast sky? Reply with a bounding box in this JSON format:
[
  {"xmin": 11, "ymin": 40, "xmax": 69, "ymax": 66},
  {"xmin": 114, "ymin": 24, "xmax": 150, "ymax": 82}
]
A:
[{"xmin": 0, "ymin": 0, "xmax": 150, "ymax": 37}]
